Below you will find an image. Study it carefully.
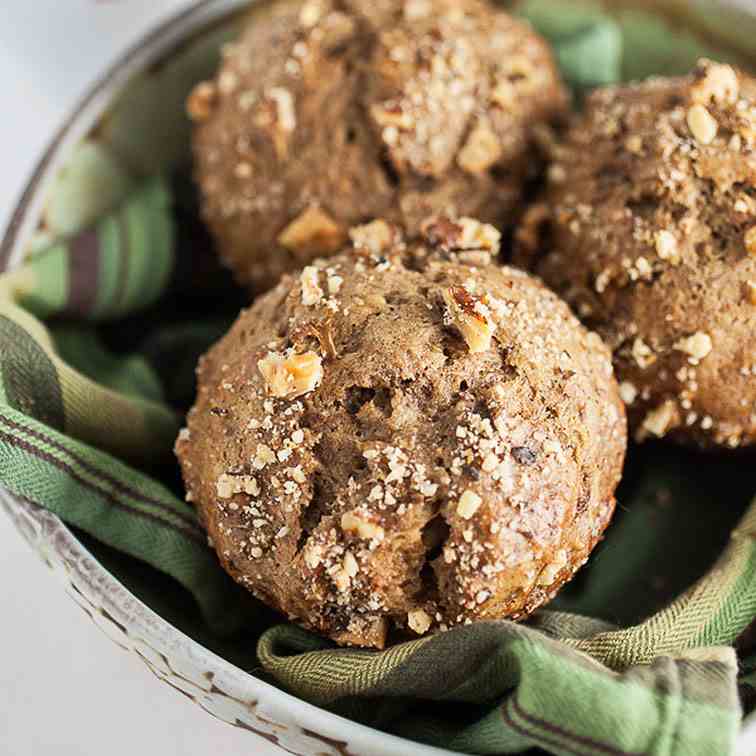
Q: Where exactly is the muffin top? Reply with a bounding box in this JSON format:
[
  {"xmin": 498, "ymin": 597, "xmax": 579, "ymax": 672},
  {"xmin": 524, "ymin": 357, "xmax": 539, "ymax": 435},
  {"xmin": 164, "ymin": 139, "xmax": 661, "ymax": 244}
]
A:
[
  {"xmin": 189, "ymin": 0, "xmax": 568, "ymax": 290},
  {"xmin": 176, "ymin": 216, "xmax": 626, "ymax": 647},
  {"xmin": 520, "ymin": 59, "xmax": 756, "ymax": 448}
]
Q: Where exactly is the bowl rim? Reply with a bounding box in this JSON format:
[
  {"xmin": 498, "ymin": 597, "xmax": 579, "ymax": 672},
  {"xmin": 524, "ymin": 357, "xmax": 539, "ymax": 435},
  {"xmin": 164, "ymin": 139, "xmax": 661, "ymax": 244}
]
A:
[{"xmin": 1, "ymin": 1, "xmax": 755, "ymax": 754}]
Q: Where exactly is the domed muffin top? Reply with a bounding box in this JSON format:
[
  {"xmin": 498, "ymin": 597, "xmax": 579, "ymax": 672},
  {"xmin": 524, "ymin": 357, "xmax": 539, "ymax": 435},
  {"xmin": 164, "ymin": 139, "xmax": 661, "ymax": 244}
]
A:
[
  {"xmin": 176, "ymin": 216, "xmax": 626, "ymax": 647},
  {"xmin": 190, "ymin": 0, "xmax": 568, "ymax": 290},
  {"xmin": 522, "ymin": 59, "xmax": 756, "ymax": 448}
]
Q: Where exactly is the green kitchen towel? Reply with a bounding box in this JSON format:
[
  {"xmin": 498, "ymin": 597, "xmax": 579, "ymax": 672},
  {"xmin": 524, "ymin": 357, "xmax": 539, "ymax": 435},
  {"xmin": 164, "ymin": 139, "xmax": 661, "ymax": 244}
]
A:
[
  {"xmin": 1, "ymin": 3, "xmax": 755, "ymax": 756},
  {"xmin": 0, "ymin": 178, "xmax": 251, "ymax": 636}
]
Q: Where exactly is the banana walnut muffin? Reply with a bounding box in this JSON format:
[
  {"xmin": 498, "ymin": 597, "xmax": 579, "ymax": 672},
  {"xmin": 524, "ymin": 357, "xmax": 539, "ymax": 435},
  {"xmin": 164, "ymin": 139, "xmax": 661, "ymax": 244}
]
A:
[
  {"xmin": 189, "ymin": 0, "xmax": 568, "ymax": 291},
  {"xmin": 176, "ymin": 216, "xmax": 626, "ymax": 648},
  {"xmin": 519, "ymin": 60, "xmax": 756, "ymax": 448}
]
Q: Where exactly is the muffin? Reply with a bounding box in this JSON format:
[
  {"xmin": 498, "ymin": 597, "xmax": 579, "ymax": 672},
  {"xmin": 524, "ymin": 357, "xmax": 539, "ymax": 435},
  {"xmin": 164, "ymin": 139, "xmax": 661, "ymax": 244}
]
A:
[
  {"xmin": 189, "ymin": 0, "xmax": 568, "ymax": 291},
  {"xmin": 519, "ymin": 60, "xmax": 756, "ymax": 448},
  {"xmin": 176, "ymin": 216, "xmax": 627, "ymax": 648}
]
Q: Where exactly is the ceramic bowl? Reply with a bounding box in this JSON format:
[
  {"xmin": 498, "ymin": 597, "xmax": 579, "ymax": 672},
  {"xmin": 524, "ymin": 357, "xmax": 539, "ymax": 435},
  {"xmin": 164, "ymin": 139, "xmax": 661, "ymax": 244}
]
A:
[{"xmin": 1, "ymin": 1, "xmax": 755, "ymax": 754}]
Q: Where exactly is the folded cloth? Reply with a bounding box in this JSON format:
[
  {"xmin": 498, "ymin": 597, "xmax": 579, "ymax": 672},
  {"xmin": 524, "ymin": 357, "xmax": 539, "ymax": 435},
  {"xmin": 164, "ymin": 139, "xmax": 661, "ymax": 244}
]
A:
[{"xmin": 0, "ymin": 4, "xmax": 754, "ymax": 755}]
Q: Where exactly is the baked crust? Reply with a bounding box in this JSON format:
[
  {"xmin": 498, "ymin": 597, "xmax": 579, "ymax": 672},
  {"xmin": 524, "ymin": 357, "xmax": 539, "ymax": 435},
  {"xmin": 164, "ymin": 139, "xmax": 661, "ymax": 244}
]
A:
[
  {"xmin": 519, "ymin": 60, "xmax": 756, "ymax": 448},
  {"xmin": 190, "ymin": 0, "xmax": 568, "ymax": 291},
  {"xmin": 176, "ymin": 216, "xmax": 627, "ymax": 648}
]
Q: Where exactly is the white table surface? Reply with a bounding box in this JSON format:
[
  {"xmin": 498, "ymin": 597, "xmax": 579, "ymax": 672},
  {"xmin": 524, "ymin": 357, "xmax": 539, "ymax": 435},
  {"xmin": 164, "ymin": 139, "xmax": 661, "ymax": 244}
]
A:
[{"xmin": 0, "ymin": 2, "xmax": 278, "ymax": 754}]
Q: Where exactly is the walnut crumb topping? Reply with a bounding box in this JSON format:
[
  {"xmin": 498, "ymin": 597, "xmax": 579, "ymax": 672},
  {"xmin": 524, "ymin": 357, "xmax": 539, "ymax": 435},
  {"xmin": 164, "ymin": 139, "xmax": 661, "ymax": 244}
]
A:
[
  {"xmin": 278, "ymin": 205, "xmax": 346, "ymax": 257},
  {"xmin": 349, "ymin": 220, "xmax": 396, "ymax": 255},
  {"xmin": 422, "ymin": 216, "xmax": 501, "ymax": 255},
  {"xmin": 442, "ymin": 286, "xmax": 496, "ymax": 353},
  {"xmin": 267, "ymin": 87, "xmax": 296, "ymax": 132},
  {"xmin": 457, "ymin": 119, "xmax": 502, "ymax": 174},
  {"xmin": 332, "ymin": 551, "xmax": 358, "ymax": 592},
  {"xmin": 641, "ymin": 400, "xmax": 678, "ymax": 438},
  {"xmin": 654, "ymin": 230, "xmax": 680, "ymax": 264},
  {"xmin": 300, "ymin": 266, "xmax": 324, "ymax": 306},
  {"xmin": 216, "ymin": 473, "xmax": 259, "ymax": 499},
  {"xmin": 407, "ymin": 608, "xmax": 432, "ymax": 635},
  {"xmin": 186, "ymin": 82, "xmax": 217, "ymax": 122},
  {"xmin": 687, "ymin": 104, "xmax": 718, "ymax": 144},
  {"xmin": 746, "ymin": 281, "xmax": 756, "ymax": 305},
  {"xmin": 258, "ymin": 350, "xmax": 323, "ymax": 399},
  {"xmin": 457, "ymin": 489, "xmax": 482, "ymax": 519},
  {"xmin": 304, "ymin": 544, "xmax": 322, "ymax": 569},
  {"xmin": 675, "ymin": 332, "xmax": 713, "ymax": 361},
  {"xmin": 341, "ymin": 512, "xmax": 385, "ymax": 541},
  {"xmin": 745, "ymin": 226, "xmax": 756, "ymax": 257},
  {"xmin": 632, "ymin": 337, "xmax": 656, "ymax": 369},
  {"xmin": 299, "ymin": 0, "xmax": 323, "ymax": 27},
  {"xmin": 619, "ymin": 381, "xmax": 638, "ymax": 405},
  {"xmin": 691, "ymin": 60, "xmax": 739, "ymax": 106}
]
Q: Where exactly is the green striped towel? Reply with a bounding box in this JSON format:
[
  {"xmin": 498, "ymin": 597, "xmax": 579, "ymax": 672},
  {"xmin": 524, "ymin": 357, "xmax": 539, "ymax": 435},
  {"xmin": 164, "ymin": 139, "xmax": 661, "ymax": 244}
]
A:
[{"xmin": 1, "ymin": 4, "xmax": 755, "ymax": 755}]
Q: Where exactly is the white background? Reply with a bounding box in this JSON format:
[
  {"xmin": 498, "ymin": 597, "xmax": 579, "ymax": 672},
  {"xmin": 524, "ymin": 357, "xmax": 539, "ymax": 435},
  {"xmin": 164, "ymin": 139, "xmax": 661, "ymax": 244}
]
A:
[{"xmin": 0, "ymin": 2, "xmax": 277, "ymax": 754}]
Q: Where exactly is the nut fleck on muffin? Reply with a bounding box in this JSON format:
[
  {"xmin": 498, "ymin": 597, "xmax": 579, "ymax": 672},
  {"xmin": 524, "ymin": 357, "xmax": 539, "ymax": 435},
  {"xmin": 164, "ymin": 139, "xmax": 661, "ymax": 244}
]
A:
[
  {"xmin": 176, "ymin": 217, "xmax": 626, "ymax": 648},
  {"xmin": 190, "ymin": 0, "xmax": 568, "ymax": 291},
  {"xmin": 519, "ymin": 60, "xmax": 756, "ymax": 448}
]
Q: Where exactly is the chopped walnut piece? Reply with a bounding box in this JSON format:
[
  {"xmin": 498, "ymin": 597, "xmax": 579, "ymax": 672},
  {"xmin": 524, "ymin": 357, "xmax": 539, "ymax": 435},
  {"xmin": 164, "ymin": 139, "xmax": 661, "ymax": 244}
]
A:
[
  {"xmin": 491, "ymin": 79, "xmax": 515, "ymax": 108},
  {"xmin": 343, "ymin": 551, "xmax": 359, "ymax": 578},
  {"xmin": 675, "ymin": 332, "xmax": 713, "ymax": 361},
  {"xmin": 687, "ymin": 104, "xmax": 718, "ymax": 144},
  {"xmin": 619, "ymin": 381, "xmax": 638, "ymax": 405},
  {"xmin": 747, "ymin": 281, "xmax": 756, "ymax": 305},
  {"xmin": 370, "ymin": 101, "xmax": 414, "ymax": 130},
  {"xmin": 327, "ymin": 274, "xmax": 343, "ymax": 295},
  {"xmin": 299, "ymin": 0, "xmax": 325, "ymax": 27},
  {"xmin": 349, "ymin": 220, "xmax": 395, "ymax": 255},
  {"xmin": 457, "ymin": 489, "xmax": 482, "ymax": 519},
  {"xmin": 341, "ymin": 512, "xmax": 385, "ymax": 541},
  {"xmin": 300, "ymin": 266, "xmax": 324, "ymax": 306},
  {"xmin": 259, "ymin": 87, "xmax": 298, "ymax": 159},
  {"xmin": 422, "ymin": 216, "xmax": 501, "ymax": 255},
  {"xmin": 548, "ymin": 163, "xmax": 567, "ymax": 183},
  {"xmin": 457, "ymin": 120, "xmax": 503, "ymax": 174},
  {"xmin": 253, "ymin": 444, "xmax": 276, "ymax": 470},
  {"xmin": 654, "ymin": 230, "xmax": 680, "ymax": 264},
  {"xmin": 216, "ymin": 473, "xmax": 259, "ymax": 499},
  {"xmin": 632, "ymin": 337, "xmax": 656, "ymax": 369},
  {"xmin": 186, "ymin": 82, "xmax": 217, "ymax": 122},
  {"xmin": 407, "ymin": 608, "xmax": 432, "ymax": 635},
  {"xmin": 691, "ymin": 60, "xmax": 739, "ymax": 105},
  {"xmin": 537, "ymin": 549, "xmax": 568, "ymax": 586},
  {"xmin": 258, "ymin": 350, "xmax": 323, "ymax": 399},
  {"xmin": 278, "ymin": 206, "xmax": 346, "ymax": 258},
  {"xmin": 304, "ymin": 544, "xmax": 322, "ymax": 569},
  {"xmin": 641, "ymin": 400, "xmax": 679, "ymax": 438},
  {"xmin": 332, "ymin": 567, "xmax": 351, "ymax": 592},
  {"xmin": 625, "ymin": 135, "xmax": 643, "ymax": 154},
  {"xmin": 216, "ymin": 474, "xmax": 235, "ymax": 499},
  {"xmin": 442, "ymin": 286, "xmax": 496, "ymax": 353},
  {"xmin": 268, "ymin": 88, "xmax": 296, "ymax": 131},
  {"xmin": 456, "ymin": 218, "xmax": 501, "ymax": 253},
  {"xmin": 745, "ymin": 226, "xmax": 756, "ymax": 258}
]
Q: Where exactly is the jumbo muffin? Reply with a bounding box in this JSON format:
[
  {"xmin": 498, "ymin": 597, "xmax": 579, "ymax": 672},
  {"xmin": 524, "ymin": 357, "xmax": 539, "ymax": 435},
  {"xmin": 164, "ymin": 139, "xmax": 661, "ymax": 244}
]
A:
[
  {"xmin": 519, "ymin": 60, "xmax": 756, "ymax": 448},
  {"xmin": 189, "ymin": 0, "xmax": 568, "ymax": 291},
  {"xmin": 176, "ymin": 216, "xmax": 627, "ymax": 648}
]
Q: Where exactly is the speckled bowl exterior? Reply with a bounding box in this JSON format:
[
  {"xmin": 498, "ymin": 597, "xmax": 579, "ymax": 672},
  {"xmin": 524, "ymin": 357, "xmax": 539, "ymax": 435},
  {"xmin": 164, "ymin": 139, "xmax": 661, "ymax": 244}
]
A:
[{"xmin": 1, "ymin": 1, "xmax": 756, "ymax": 754}]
